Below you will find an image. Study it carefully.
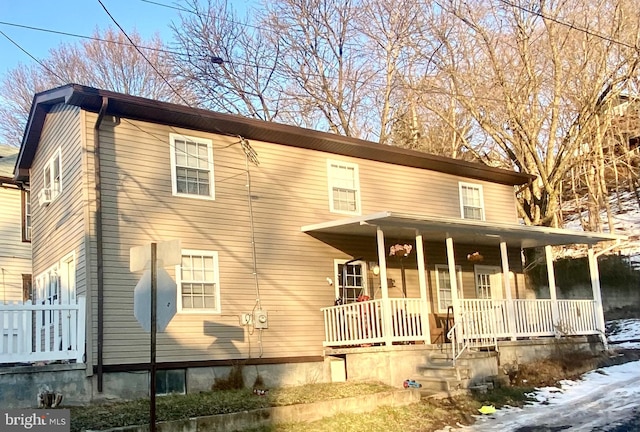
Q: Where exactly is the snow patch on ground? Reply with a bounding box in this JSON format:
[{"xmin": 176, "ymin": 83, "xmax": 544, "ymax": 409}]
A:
[
  {"xmin": 440, "ymin": 319, "xmax": 640, "ymax": 432},
  {"xmin": 562, "ymin": 190, "xmax": 640, "ymax": 259},
  {"xmin": 607, "ymin": 318, "xmax": 640, "ymax": 349}
]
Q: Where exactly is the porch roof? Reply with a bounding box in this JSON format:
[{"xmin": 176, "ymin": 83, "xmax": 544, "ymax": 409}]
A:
[{"xmin": 301, "ymin": 211, "xmax": 626, "ymax": 248}]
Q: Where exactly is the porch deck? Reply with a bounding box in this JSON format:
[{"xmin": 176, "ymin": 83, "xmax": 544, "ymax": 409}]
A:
[{"xmin": 321, "ymin": 297, "xmax": 599, "ymax": 348}]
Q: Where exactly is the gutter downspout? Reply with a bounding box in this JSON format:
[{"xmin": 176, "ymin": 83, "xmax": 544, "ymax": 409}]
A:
[{"xmin": 94, "ymin": 97, "xmax": 108, "ymax": 392}]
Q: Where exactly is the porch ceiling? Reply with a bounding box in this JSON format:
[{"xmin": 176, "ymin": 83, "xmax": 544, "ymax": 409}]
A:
[{"xmin": 301, "ymin": 211, "xmax": 626, "ymax": 248}]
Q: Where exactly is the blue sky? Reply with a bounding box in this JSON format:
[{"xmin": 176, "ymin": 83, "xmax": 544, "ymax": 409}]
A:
[{"xmin": 0, "ymin": 0, "xmax": 256, "ymax": 75}]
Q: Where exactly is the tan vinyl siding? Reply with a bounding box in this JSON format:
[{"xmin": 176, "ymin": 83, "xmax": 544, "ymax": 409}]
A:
[
  {"xmin": 30, "ymin": 104, "xmax": 85, "ymax": 298},
  {"xmin": 0, "ymin": 185, "xmax": 31, "ymax": 301},
  {"xmin": 83, "ymin": 115, "xmax": 524, "ymax": 365}
]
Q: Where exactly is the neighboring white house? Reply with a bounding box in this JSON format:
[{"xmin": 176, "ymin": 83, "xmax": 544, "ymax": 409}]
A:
[{"xmin": 0, "ymin": 144, "xmax": 31, "ymax": 302}]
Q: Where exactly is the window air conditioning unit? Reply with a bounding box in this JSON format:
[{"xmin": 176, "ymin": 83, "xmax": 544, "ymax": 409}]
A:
[{"xmin": 38, "ymin": 188, "xmax": 52, "ymax": 206}]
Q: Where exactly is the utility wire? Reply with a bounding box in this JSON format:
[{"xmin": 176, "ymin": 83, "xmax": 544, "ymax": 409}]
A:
[
  {"xmin": 1, "ymin": 1, "xmax": 635, "ymax": 114},
  {"xmin": 97, "ymin": 0, "xmax": 193, "ymax": 107},
  {"xmin": 0, "ymin": 30, "xmax": 66, "ymax": 82},
  {"xmin": 495, "ymin": 0, "xmax": 639, "ymax": 51},
  {"xmin": 0, "ymin": 20, "xmax": 192, "ymax": 59}
]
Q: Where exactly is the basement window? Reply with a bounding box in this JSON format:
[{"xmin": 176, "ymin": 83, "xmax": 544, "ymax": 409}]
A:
[{"xmin": 155, "ymin": 369, "xmax": 186, "ymax": 395}]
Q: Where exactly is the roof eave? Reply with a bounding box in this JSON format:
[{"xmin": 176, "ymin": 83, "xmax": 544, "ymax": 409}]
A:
[
  {"xmin": 15, "ymin": 85, "xmax": 76, "ymax": 182},
  {"xmin": 16, "ymin": 84, "xmax": 535, "ymax": 186}
]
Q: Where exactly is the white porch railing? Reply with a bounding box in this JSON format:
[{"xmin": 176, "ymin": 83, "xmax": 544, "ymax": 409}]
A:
[
  {"xmin": 323, "ymin": 297, "xmax": 599, "ymax": 349},
  {"xmin": 321, "ymin": 298, "xmax": 426, "ymax": 347},
  {"xmin": 0, "ymin": 296, "xmax": 86, "ymax": 364},
  {"xmin": 460, "ymin": 298, "xmax": 597, "ymax": 339}
]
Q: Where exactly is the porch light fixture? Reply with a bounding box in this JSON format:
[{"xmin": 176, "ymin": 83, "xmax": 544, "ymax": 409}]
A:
[{"xmin": 372, "ymin": 264, "xmax": 380, "ymax": 276}]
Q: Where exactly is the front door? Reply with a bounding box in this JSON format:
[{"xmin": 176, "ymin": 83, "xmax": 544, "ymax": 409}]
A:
[
  {"xmin": 474, "ymin": 265, "xmax": 502, "ymax": 300},
  {"xmin": 334, "ymin": 259, "xmax": 367, "ymax": 303},
  {"xmin": 474, "ymin": 265, "xmax": 506, "ymax": 335}
]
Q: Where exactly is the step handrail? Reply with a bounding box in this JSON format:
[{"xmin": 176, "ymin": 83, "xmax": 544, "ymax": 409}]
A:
[{"xmin": 446, "ymin": 312, "xmax": 468, "ymax": 365}]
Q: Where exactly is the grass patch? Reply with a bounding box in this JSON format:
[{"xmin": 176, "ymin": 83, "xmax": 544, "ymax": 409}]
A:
[
  {"xmin": 477, "ymin": 385, "xmax": 536, "ymax": 408},
  {"xmin": 69, "ymin": 382, "xmax": 392, "ymax": 432}
]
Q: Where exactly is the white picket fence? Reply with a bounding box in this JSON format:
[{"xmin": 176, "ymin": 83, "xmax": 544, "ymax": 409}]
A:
[{"xmin": 0, "ymin": 296, "xmax": 86, "ymax": 364}]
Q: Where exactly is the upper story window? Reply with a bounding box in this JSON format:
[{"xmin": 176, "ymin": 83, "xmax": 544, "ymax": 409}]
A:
[
  {"xmin": 459, "ymin": 182, "xmax": 485, "ymax": 220},
  {"xmin": 176, "ymin": 250, "xmax": 220, "ymax": 313},
  {"xmin": 22, "ymin": 190, "xmax": 31, "ymax": 241},
  {"xmin": 41, "ymin": 148, "xmax": 62, "ymax": 204},
  {"xmin": 169, "ymin": 133, "xmax": 215, "ymax": 200},
  {"xmin": 327, "ymin": 160, "xmax": 361, "ymax": 215}
]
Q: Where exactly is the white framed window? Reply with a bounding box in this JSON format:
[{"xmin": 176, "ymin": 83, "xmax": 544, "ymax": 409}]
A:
[
  {"xmin": 169, "ymin": 133, "xmax": 215, "ymax": 200},
  {"xmin": 334, "ymin": 259, "xmax": 367, "ymax": 303},
  {"xmin": 43, "ymin": 147, "xmax": 62, "ymax": 202},
  {"xmin": 176, "ymin": 250, "xmax": 220, "ymax": 313},
  {"xmin": 327, "ymin": 159, "xmax": 361, "ymax": 215},
  {"xmin": 35, "ymin": 264, "xmax": 60, "ymax": 326},
  {"xmin": 22, "ymin": 189, "xmax": 31, "ymax": 241},
  {"xmin": 459, "ymin": 182, "xmax": 485, "ymax": 220},
  {"xmin": 434, "ymin": 264, "xmax": 463, "ymax": 313}
]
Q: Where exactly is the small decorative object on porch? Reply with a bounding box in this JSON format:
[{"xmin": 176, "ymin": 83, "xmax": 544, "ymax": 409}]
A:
[
  {"xmin": 467, "ymin": 251, "xmax": 484, "ymax": 262},
  {"xmin": 390, "ymin": 243, "xmax": 413, "ymax": 257},
  {"xmin": 390, "ymin": 243, "xmax": 413, "ymax": 297}
]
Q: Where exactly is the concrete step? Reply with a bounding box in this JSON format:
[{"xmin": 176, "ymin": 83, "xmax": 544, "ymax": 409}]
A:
[
  {"xmin": 417, "ymin": 364, "xmax": 469, "ymax": 380},
  {"xmin": 415, "ymin": 376, "xmax": 471, "ymax": 393}
]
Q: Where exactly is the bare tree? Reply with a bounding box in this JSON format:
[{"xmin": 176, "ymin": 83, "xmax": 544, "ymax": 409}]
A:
[
  {"xmin": 260, "ymin": 0, "xmax": 370, "ymax": 137},
  {"xmin": 416, "ymin": 0, "xmax": 640, "ymax": 227},
  {"xmin": 171, "ymin": 0, "xmax": 281, "ymax": 120},
  {"xmin": 355, "ymin": 0, "xmax": 424, "ymax": 144},
  {"xmin": 0, "ymin": 28, "xmax": 185, "ymax": 146}
]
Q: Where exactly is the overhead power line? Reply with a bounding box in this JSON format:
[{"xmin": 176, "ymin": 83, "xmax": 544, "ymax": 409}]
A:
[
  {"xmin": 495, "ymin": 0, "xmax": 639, "ymax": 51},
  {"xmin": 0, "ymin": 30, "xmax": 65, "ymax": 82},
  {"xmin": 0, "ymin": 20, "xmax": 197, "ymax": 59},
  {"xmin": 97, "ymin": 0, "xmax": 193, "ymax": 107}
]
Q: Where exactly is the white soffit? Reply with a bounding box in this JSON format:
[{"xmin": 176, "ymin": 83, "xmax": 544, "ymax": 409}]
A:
[{"xmin": 301, "ymin": 211, "xmax": 626, "ymax": 248}]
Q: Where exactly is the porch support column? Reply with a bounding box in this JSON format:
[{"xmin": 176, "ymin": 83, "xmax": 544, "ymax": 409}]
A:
[
  {"xmin": 500, "ymin": 241, "xmax": 517, "ymax": 341},
  {"xmin": 415, "ymin": 231, "xmax": 431, "ymax": 344},
  {"xmin": 376, "ymin": 226, "xmax": 393, "ymax": 346},
  {"xmin": 545, "ymin": 245, "xmax": 560, "ymax": 331},
  {"xmin": 445, "ymin": 236, "xmax": 460, "ymax": 322},
  {"xmin": 588, "ymin": 245, "xmax": 607, "ymax": 348}
]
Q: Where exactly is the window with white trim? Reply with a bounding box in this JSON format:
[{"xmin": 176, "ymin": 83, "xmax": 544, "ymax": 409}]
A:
[
  {"xmin": 22, "ymin": 190, "xmax": 31, "ymax": 241},
  {"xmin": 459, "ymin": 182, "xmax": 484, "ymax": 220},
  {"xmin": 434, "ymin": 264, "xmax": 463, "ymax": 312},
  {"xmin": 176, "ymin": 250, "xmax": 220, "ymax": 313},
  {"xmin": 35, "ymin": 265, "xmax": 60, "ymax": 326},
  {"xmin": 334, "ymin": 259, "xmax": 367, "ymax": 303},
  {"xmin": 43, "ymin": 148, "xmax": 62, "ymax": 201},
  {"xmin": 327, "ymin": 160, "xmax": 361, "ymax": 214},
  {"xmin": 170, "ymin": 134, "xmax": 215, "ymax": 199}
]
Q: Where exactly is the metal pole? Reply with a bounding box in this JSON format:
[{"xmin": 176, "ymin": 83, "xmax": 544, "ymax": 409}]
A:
[{"xmin": 150, "ymin": 242, "xmax": 157, "ymax": 432}]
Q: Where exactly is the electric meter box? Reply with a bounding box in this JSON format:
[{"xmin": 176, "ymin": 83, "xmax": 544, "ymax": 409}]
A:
[{"xmin": 254, "ymin": 310, "xmax": 269, "ymax": 329}]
